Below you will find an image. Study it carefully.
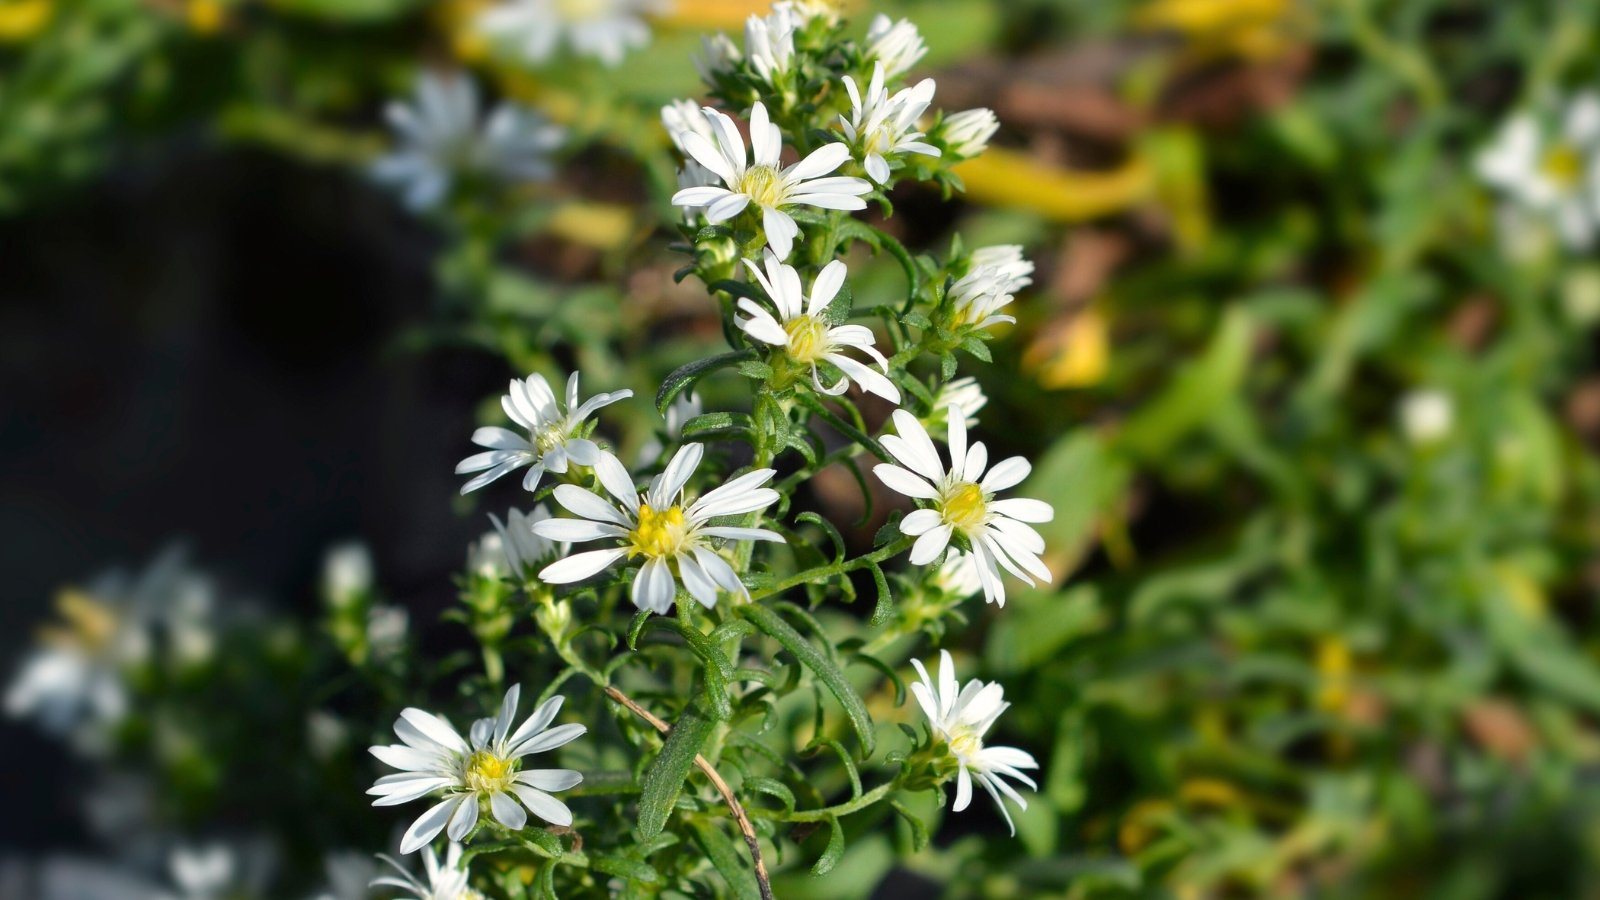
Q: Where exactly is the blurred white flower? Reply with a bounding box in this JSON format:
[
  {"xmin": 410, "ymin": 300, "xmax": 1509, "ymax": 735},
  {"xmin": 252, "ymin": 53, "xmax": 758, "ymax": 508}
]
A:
[
  {"xmin": 456, "ymin": 371, "xmax": 633, "ymax": 495},
  {"xmin": 840, "ymin": 62, "xmax": 939, "ymax": 184},
  {"xmin": 737, "ymin": 252, "xmax": 900, "ymax": 402},
  {"xmin": 167, "ymin": 845, "xmax": 234, "ymax": 900},
  {"xmin": 373, "ymin": 72, "xmax": 564, "ymax": 212},
  {"xmin": 369, "ymin": 684, "xmax": 586, "ymax": 854},
  {"xmin": 670, "ymin": 102, "xmax": 871, "ymax": 259},
  {"xmin": 1399, "ymin": 389, "xmax": 1453, "ymax": 445},
  {"xmin": 863, "ymin": 14, "xmax": 925, "ymax": 78},
  {"xmin": 636, "ymin": 390, "xmax": 703, "ymax": 467},
  {"xmin": 774, "ymin": 0, "xmax": 841, "ymax": 26},
  {"xmin": 744, "ymin": 5, "xmax": 797, "ymax": 86},
  {"xmin": 926, "ymin": 376, "xmax": 987, "ymax": 434},
  {"xmin": 931, "ymin": 549, "xmax": 984, "ymax": 600},
  {"xmin": 534, "ymin": 446, "xmax": 783, "ymax": 613},
  {"xmin": 366, "ymin": 605, "xmax": 409, "ymax": 659},
  {"xmin": 910, "ymin": 650, "xmax": 1038, "ymax": 834},
  {"xmin": 490, "ymin": 506, "xmax": 559, "ymax": 577},
  {"xmin": 371, "ymin": 843, "xmax": 478, "ymax": 900},
  {"xmin": 307, "ymin": 710, "xmax": 352, "ymax": 762},
  {"xmin": 29, "ymin": 857, "xmax": 165, "ymax": 900},
  {"xmin": 1477, "ymin": 93, "xmax": 1600, "ymax": 250},
  {"xmin": 694, "ymin": 32, "xmax": 742, "ymax": 82},
  {"xmin": 308, "ymin": 852, "xmax": 377, "ymax": 900},
  {"xmin": 662, "ymin": 99, "xmax": 720, "ymax": 216},
  {"xmin": 466, "ymin": 532, "xmax": 512, "ymax": 581},
  {"xmin": 477, "ymin": 0, "xmax": 661, "ymax": 67},
  {"xmin": 321, "ymin": 543, "xmax": 374, "ymax": 610},
  {"xmin": 874, "ymin": 409, "xmax": 1053, "ymax": 607},
  {"xmin": 969, "ymin": 244, "xmax": 1034, "ymax": 294},
  {"xmin": 936, "ymin": 108, "xmax": 999, "ymax": 159}
]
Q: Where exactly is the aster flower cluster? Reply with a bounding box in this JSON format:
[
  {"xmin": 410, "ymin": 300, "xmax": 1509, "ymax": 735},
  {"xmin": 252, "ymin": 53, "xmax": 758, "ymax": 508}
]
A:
[{"xmin": 356, "ymin": 3, "xmax": 1056, "ymax": 893}]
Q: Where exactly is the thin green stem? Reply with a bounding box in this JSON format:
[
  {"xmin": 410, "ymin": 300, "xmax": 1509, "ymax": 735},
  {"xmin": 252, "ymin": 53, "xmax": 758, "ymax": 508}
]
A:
[{"xmin": 749, "ymin": 535, "xmax": 914, "ymax": 601}]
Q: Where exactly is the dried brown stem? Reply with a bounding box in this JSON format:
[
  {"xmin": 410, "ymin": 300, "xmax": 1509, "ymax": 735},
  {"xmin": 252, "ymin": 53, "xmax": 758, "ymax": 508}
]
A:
[{"xmin": 603, "ymin": 685, "xmax": 773, "ymax": 900}]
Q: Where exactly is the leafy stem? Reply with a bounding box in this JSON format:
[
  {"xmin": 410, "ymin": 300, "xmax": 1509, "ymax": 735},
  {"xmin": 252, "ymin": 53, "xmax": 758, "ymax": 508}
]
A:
[
  {"xmin": 748, "ymin": 535, "xmax": 915, "ymax": 601},
  {"xmin": 747, "ymin": 777, "xmax": 901, "ymax": 822}
]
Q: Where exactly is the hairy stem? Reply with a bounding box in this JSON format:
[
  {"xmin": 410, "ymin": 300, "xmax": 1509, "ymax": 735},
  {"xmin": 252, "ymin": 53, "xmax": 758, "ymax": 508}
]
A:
[{"xmin": 602, "ymin": 685, "xmax": 774, "ymax": 900}]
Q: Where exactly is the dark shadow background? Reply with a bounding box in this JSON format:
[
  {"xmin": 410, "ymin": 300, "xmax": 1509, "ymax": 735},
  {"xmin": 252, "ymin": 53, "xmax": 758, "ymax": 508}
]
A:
[{"xmin": 0, "ymin": 147, "xmax": 506, "ymax": 852}]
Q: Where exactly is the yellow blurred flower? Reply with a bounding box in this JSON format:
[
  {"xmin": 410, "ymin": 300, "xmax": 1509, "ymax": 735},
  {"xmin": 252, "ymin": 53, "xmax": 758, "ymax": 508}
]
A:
[
  {"xmin": 955, "ymin": 147, "xmax": 1153, "ymax": 223},
  {"xmin": 38, "ymin": 590, "xmax": 121, "ymax": 655},
  {"xmin": 546, "ymin": 201, "xmax": 635, "ymax": 250},
  {"xmin": 1025, "ymin": 307, "xmax": 1109, "ymax": 390},
  {"xmin": 1313, "ymin": 635, "xmax": 1350, "ymax": 713},
  {"xmin": 0, "ymin": 0, "xmax": 52, "ymax": 43},
  {"xmin": 438, "ymin": 0, "xmax": 493, "ymax": 63},
  {"xmin": 660, "ymin": 0, "xmax": 860, "ymax": 30},
  {"xmin": 187, "ymin": 0, "xmax": 224, "ymax": 34},
  {"xmin": 1136, "ymin": 0, "xmax": 1305, "ymax": 61}
]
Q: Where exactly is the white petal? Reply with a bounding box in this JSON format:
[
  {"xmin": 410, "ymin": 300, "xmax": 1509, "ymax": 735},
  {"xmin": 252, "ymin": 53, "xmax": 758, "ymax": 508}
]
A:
[
  {"xmin": 548, "ymin": 484, "xmax": 631, "ymax": 526},
  {"xmin": 511, "ymin": 785, "xmax": 573, "ymax": 827},
  {"xmin": 981, "ymin": 456, "xmax": 1031, "ymax": 492},
  {"xmin": 898, "ymin": 508, "xmax": 943, "ymax": 536},
  {"xmin": 446, "ymin": 793, "xmax": 479, "ymax": 842},
  {"xmin": 538, "ymin": 548, "xmax": 627, "ymax": 583},
  {"xmin": 632, "ymin": 556, "xmax": 677, "ymax": 614},
  {"xmin": 873, "ymin": 463, "xmax": 938, "ymax": 500},
  {"xmin": 491, "ymin": 790, "xmax": 527, "ymax": 831},
  {"xmin": 764, "ymin": 208, "xmax": 799, "ymax": 261},
  {"xmin": 909, "ymin": 524, "xmax": 953, "ymax": 565},
  {"xmin": 592, "ymin": 452, "xmax": 640, "ymax": 512},
  {"xmin": 516, "ymin": 769, "xmax": 584, "ymax": 791},
  {"xmin": 400, "ymin": 796, "xmax": 461, "ymax": 854},
  {"xmin": 989, "ymin": 497, "xmax": 1053, "ymax": 523}
]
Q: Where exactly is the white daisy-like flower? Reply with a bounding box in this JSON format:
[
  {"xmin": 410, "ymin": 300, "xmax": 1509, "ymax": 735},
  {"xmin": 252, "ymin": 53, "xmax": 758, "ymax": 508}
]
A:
[
  {"xmin": 874, "ymin": 409, "xmax": 1053, "ymax": 607},
  {"xmin": 969, "ymin": 244, "xmax": 1035, "ymax": 294},
  {"xmin": 863, "ymin": 14, "xmax": 926, "ymax": 78},
  {"xmin": 309, "ymin": 852, "xmax": 378, "ymax": 900},
  {"xmin": 476, "ymin": 0, "xmax": 661, "ymax": 67},
  {"xmin": 532, "ymin": 445, "xmax": 784, "ymax": 614},
  {"xmin": 1477, "ymin": 93, "xmax": 1600, "ymax": 250},
  {"xmin": 456, "ymin": 371, "xmax": 633, "ymax": 495},
  {"xmin": 947, "ymin": 260, "xmax": 1024, "ymax": 332},
  {"xmin": 670, "ymin": 101, "xmax": 872, "ymax": 260},
  {"xmin": 490, "ymin": 506, "xmax": 559, "ymax": 577},
  {"xmin": 370, "ymin": 843, "xmax": 479, "ymax": 900},
  {"xmin": 926, "ymin": 376, "xmax": 987, "ymax": 433},
  {"xmin": 736, "ymin": 253, "xmax": 900, "ymax": 403},
  {"xmin": 936, "ymin": 108, "xmax": 999, "ymax": 159},
  {"xmin": 694, "ymin": 32, "xmax": 742, "ymax": 82},
  {"xmin": 744, "ymin": 5, "xmax": 798, "ymax": 86},
  {"xmin": 840, "ymin": 62, "xmax": 940, "ymax": 184},
  {"xmin": 636, "ymin": 390, "xmax": 703, "ymax": 467},
  {"xmin": 373, "ymin": 72, "xmax": 565, "ymax": 212},
  {"xmin": 368, "ymin": 684, "xmax": 586, "ymax": 854},
  {"xmin": 909, "ymin": 650, "xmax": 1038, "ymax": 834}
]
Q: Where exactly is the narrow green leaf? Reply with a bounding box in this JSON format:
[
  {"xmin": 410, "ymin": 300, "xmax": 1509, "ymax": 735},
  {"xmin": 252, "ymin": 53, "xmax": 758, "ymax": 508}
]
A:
[
  {"xmin": 796, "ymin": 394, "xmax": 889, "ymax": 462},
  {"xmin": 797, "ymin": 511, "xmax": 846, "ymax": 564},
  {"xmin": 590, "ymin": 856, "xmax": 661, "ymax": 884},
  {"xmin": 657, "ymin": 349, "xmax": 758, "ymax": 413},
  {"xmin": 636, "ymin": 702, "xmax": 716, "ymax": 839},
  {"xmin": 890, "ymin": 800, "xmax": 929, "ymax": 852},
  {"xmin": 691, "ymin": 821, "xmax": 762, "ymax": 900},
  {"xmin": 741, "ymin": 604, "xmax": 876, "ymax": 756},
  {"xmin": 867, "ymin": 562, "xmax": 893, "ymax": 626},
  {"xmin": 811, "ymin": 815, "xmax": 847, "ymax": 875},
  {"xmin": 743, "ymin": 775, "xmax": 796, "ymax": 813}
]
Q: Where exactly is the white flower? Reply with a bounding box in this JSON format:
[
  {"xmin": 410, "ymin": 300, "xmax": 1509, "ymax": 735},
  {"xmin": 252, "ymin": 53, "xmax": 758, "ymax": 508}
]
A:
[
  {"xmin": 936, "ymin": 108, "xmax": 999, "ymax": 159},
  {"xmin": 373, "ymin": 72, "xmax": 564, "ymax": 212},
  {"xmin": 947, "ymin": 251, "xmax": 1031, "ymax": 332},
  {"xmin": 167, "ymin": 845, "xmax": 235, "ymax": 900},
  {"xmin": 969, "ymin": 244, "xmax": 1034, "ymax": 294},
  {"xmin": 533, "ymin": 445, "xmax": 783, "ymax": 614},
  {"xmin": 694, "ymin": 32, "xmax": 742, "ymax": 82},
  {"xmin": 874, "ymin": 409, "xmax": 1053, "ymax": 607},
  {"xmin": 368, "ymin": 684, "xmax": 586, "ymax": 854},
  {"xmin": 371, "ymin": 843, "xmax": 479, "ymax": 900},
  {"xmin": 909, "ymin": 650, "xmax": 1038, "ymax": 834},
  {"xmin": 737, "ymin": 253, "xmax": 900, "ymax": 403},
  {"xmin": 7, "ymin": 586, "xmax": 150, "ymax": 737},
  {"xmin": 367, "ymin": 606, "xmax": 409, "ymax": 660},
  {"xmin": 662, "ymin": 100, "xmax": 720, "ymax": 215},
  {"xmin": 476, "ymin": 0, "xmax": 660, "ymax": 67},
  {"xmin": 322, "ymin": 543, "xmax": 374, "ymax": 610},
  {"xmin": 466, "ymin": 532, "xmax": 512, "ymax": 581},
  {"xmin": 926, "ymin": 377, "xmax": 987, "ymax": 433},
  {"xmin": 1399, "ymin": 389, "xmax": 1453, "ymax": 445},
  {"xmin": 636, "ymin": 390, "xmax": 703, "ymax": 467},
  {"xmin": 931, "ymin": 549, "xmax": 984, "ymax": 600},
  {"xmin": 490, "ymin": 506, "xmax": 559, "ymax": 577},
  {"xmin": 744, "ymin": 5, "xmax": 798, "ymax": 86},
  {"xmin": 840, "ymin": 62, "xmax": 940, "ymax": 184},
  {"xmin": 1477, "ymin": 94, "xmax": 1600, "ymax": 250},
  {"xmin": 456, "ymin": 371, "xmax": 633, "ymax": 494},
  {"xmin": 670, "ymin": 101, "xmax": 872, "ymax": 260},
  {"xmin": 863, "ymin": 14, "xmax": 925, "ymax": 78}
]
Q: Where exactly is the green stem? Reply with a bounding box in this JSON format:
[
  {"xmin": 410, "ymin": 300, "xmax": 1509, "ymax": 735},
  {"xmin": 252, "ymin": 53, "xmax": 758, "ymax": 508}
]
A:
[
  {"xmin": 749, "ymin": 535, "xmax": 914, "ymax": 601},
  {"xmin": 748, "ymin": 778, "xmax": 900, "ymax": 822}
]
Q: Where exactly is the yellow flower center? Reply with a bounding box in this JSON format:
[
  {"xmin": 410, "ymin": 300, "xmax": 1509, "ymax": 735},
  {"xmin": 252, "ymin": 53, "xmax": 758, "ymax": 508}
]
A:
[
  {"xmin": 947, "ymin": 729, "xmax": 982, "ymax": 759},
  {"xmin": 1542, "ymin": 143, "xmax": 1584, "ymax": 189},
  {"xmin": 629, "ymin": 503, "xmax": 689, "ymax": 558},
  {"xmin": 940, "ymin": 482, "xmax": 989, "ymax": 531},
  {"xmin": 464, "ymin": 750, "xmax": 515, "ymax": 794},
  {"xmin": 783, "ymin": 315, "xmax": 830, "ymax": 363},
  {"xmin": 533, "ymin": 423, "xmax": 566, "ymax": 454},
  {"xmin": 738, "ymin": 165, "xmax": 787, "ymax": 208}
]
